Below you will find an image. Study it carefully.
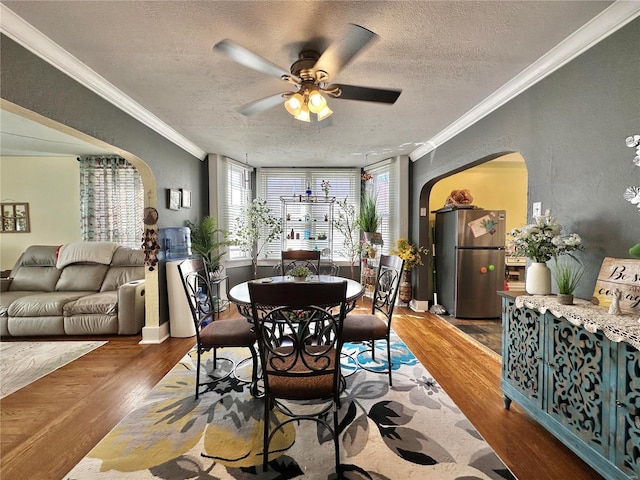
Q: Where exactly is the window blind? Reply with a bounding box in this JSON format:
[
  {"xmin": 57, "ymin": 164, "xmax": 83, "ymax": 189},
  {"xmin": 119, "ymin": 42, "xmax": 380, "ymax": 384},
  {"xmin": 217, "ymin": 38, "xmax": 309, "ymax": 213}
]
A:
[
  {"xmin": 257, "ymin": 168, "xmax": 360, "ymax": 261},
  {"xmin": 221, "ymin": 158, "xmax": 252, "ymax": 260},
  {"xmin": 367, "ymin": 160, "xmax": 399, "ymax": 254}
]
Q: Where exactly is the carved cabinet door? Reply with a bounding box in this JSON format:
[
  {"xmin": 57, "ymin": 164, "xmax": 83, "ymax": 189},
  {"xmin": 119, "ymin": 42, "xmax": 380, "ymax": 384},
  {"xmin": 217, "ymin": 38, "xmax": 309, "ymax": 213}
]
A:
[
  {"xmin": 502, "ymin": 299, "xmax": 545, "ymax": 409},
  {"xmin": 545, "ymin": 316, "xmax": 611, "ymax": 458},
  {"xmin": 616, "ymin": 342, "xmax": 640, "ymax": 476}
]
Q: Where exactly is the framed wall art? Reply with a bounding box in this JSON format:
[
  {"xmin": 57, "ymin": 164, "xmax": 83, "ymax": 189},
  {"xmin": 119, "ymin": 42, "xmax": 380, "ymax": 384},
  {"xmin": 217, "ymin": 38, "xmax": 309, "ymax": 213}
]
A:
[
  {"xmin": 1, "ymin": 202, "xmax": 31, "ymax": 233},
  {"xmin": 181, "ymin": 189, "xmax": 192, "ymax": 208},
  {"xmin": 167, "ymin": 189, "xmax": 181, "ymax": 210}
]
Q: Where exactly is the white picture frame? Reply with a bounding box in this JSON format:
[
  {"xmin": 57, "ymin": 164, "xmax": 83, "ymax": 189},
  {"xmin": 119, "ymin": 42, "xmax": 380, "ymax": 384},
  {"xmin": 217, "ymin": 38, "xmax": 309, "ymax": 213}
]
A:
[
  {"xmin": 167, "ymin": 189, "xmax": 181, "ymax": 210},
  {"xmin": 181, "ymin": 189, "xmax": 192, "ymax": 208}
]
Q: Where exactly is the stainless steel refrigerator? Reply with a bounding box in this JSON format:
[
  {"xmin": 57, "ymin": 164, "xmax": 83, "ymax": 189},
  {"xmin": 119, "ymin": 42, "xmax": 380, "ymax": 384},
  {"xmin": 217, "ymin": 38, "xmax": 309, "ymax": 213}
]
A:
[{"xmin": 434, "ymin": 207, "xmax": 506, "ymax": 318}]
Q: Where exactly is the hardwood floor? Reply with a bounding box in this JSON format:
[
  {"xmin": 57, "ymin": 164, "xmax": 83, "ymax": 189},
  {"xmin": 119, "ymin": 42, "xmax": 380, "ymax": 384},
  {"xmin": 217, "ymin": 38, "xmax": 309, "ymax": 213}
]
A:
[{"xmin": 1, "ymin": 301, "xmax": 602, "ymax": 480}]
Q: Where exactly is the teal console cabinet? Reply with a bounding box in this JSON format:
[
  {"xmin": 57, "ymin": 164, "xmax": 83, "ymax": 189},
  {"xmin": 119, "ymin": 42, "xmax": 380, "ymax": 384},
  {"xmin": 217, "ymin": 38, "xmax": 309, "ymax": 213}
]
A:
[{"xmin": 500, "ymin": 292, "xmax": 640, "ymax": 480}]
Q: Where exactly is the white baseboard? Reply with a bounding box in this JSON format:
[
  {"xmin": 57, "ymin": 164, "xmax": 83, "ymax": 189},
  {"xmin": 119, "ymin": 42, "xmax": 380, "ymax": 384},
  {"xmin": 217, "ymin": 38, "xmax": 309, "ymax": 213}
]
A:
[{"xmin": 139, "ymin": 323, "xmax": 170, "ymax": 344}]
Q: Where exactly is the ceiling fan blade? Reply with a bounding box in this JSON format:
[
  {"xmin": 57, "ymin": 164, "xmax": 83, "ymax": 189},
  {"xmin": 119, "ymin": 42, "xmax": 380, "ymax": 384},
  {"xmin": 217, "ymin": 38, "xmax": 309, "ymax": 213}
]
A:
[
  {"xmin": 237, "ymin": 93, "xmax": 289, "ymax": 117},
  {"xmin": 334, "ymin": 84, "xmax": 402, "ymax": 104},
  {"xmin": 214, "ymin": 39, "xmax": 292, "ymax": 80},
  {"xmin": 313, "ymin": 24, "xmax": 377, "ymax": 81}
]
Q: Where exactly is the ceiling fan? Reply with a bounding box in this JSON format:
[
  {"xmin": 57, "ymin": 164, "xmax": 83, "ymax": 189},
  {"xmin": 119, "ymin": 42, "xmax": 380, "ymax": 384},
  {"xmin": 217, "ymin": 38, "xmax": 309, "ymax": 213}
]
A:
[{"xmin": 213, "ymin": 24, "xmax": 402, "ymax": 122}]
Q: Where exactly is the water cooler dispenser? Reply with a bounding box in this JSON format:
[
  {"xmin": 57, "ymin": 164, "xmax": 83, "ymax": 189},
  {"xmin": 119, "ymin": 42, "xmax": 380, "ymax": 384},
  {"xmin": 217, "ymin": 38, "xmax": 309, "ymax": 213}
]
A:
[
  {"xmin": 159, "ymin": 227, "xmax": 196, "ymax": 337},
  {"xmin": 158, "ymin": 227, "xmax": 192, "ymax": 260}
]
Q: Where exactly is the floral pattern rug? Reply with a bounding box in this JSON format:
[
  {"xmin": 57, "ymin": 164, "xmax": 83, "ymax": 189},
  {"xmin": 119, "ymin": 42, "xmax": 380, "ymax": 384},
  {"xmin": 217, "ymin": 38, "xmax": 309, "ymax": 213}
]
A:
[{"xmin": 65, "ymin": 335, "xmax": 515, "ymax": 480}]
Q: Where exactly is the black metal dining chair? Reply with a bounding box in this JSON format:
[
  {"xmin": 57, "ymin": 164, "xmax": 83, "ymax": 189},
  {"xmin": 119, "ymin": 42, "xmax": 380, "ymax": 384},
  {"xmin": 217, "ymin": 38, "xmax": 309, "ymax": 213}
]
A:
[
  {"xmin": 341, "ymin": 254, "xmax": 404, "ymax": 386},
  {"xmin": 319, "ymin": 260, "xmax": 340, "ymax": 276},
  {"xmin": 248, "ymin": 280, "xmax": 348, "ymax": 476},
  {"xmin": 280, "ymin": 249, "xmax": 321, "ymax": 275},
  {"xmin": 178, "ymin": 257, "xmax": 259, "ymax": 399}
]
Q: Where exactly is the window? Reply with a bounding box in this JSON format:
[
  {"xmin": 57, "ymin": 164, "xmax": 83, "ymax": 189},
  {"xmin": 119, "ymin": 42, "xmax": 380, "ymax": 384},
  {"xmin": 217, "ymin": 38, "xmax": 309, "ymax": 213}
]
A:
[
  {"xmin": 78, "ymin": 155, "xmax": 143, "ymax": 248},
  {"xmin": 257, "ymin": 168, "xmax": 360, "ymax": 261},
  {"xmin": 220, "ymin": 158, "xmax": 252, "ymax": 260},
  {"xmin": 366, "ymin": 159, "xmax": 399, "ymax": 254}
]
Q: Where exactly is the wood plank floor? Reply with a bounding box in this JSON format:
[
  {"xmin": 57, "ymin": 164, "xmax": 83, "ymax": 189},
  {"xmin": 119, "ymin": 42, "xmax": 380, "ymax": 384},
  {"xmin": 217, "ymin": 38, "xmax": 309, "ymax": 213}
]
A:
[{"xmin": 1, "ymin": 301, "xmax": 602, "ymax": 480}]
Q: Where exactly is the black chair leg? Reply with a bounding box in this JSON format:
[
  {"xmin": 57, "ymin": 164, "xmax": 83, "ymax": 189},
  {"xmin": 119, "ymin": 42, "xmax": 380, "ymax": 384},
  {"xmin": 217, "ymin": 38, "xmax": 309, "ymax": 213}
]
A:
[
  {"xmin": 195, "ymin": 349, "xmax": 202, "ymax": 399},
  {"xmin": 333, "ymin": 406, "xmax": 341, "ymax": 478},
  {"xmin": 386, "ymin": 339, "xmax": 393, "ymax": 387},
  {"xmin": 263, "ymin": 398, "xmax": 271, "ymax": 472},
  {"xmin": 249, "ymin": 345, "xmax": 262, "ymax": 398}
]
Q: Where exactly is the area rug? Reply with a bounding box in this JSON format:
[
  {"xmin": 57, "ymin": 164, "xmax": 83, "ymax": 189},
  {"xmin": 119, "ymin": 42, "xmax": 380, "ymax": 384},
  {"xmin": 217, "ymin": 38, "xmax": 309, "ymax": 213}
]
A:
[
  {"xmin": 65, "ymin": 335, "xmax": 515, "ymax": 480},
  {"xmin": 0, "ymin": 340, "xmax": 106, "ymax": 398}
]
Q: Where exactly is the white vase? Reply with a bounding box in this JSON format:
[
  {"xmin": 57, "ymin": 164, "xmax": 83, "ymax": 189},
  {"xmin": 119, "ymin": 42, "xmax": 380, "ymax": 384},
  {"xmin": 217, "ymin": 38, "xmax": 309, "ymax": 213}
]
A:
[{"xmin": 526, "ymin": 262, "xmax": 552, "ymax": 295}]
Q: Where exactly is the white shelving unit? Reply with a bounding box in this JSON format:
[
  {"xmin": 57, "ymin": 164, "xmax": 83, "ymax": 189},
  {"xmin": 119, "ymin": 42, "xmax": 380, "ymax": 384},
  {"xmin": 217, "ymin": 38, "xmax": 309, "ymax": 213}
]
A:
[{"xmin": 281, "ymin": 195, "xmax": 335, "ymax": 259}]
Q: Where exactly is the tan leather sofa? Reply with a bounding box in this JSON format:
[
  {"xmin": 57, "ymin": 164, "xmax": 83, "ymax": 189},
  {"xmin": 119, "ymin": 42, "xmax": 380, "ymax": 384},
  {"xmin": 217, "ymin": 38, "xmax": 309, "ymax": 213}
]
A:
[{"xmin": 0, "ymin": 242, "xmax": 145, "ymax": 336}]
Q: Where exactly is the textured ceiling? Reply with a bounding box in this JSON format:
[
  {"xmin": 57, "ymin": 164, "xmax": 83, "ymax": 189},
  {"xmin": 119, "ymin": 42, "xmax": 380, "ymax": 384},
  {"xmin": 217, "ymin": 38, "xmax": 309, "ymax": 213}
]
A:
[{"xmin": 0, "ymin": 1, "xmax": 618, "ymax": 166}]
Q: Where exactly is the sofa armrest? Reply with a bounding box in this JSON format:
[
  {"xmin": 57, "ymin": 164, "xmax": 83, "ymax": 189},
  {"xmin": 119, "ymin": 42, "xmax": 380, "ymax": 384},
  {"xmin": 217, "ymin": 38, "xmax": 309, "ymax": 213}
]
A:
[
  {"xmin": 117, "ymin": 280, "xmax": 145, "ymax": 335},
  {"xmin": 1, "ymin": 278, "xmax": 12, "ymax": 292}
]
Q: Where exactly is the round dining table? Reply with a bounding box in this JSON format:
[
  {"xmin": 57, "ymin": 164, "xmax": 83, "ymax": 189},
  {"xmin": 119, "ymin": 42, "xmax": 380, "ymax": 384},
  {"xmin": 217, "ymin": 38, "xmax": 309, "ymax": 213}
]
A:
[{"xmin": 228, "ymin": 275, "xmax": 365, "ymax": 317}]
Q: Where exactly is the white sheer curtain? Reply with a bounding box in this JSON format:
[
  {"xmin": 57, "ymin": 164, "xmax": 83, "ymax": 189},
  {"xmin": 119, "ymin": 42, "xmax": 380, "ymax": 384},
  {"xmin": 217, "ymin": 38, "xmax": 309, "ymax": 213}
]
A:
[{"xmin": 78, "ymin": 155, "xmax": 144, "ymax": 248}]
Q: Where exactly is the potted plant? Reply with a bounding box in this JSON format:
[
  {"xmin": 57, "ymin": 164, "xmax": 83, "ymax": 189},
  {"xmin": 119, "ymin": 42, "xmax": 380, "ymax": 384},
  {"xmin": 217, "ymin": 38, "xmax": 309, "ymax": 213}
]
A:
[
  {"xmin": 356, "ymin": 188, "xmax": 381, "ymax": 238},
  {"xmin": 288, "ymin": 265, "xmax": 311, "ymax": 280},
  {"xmin": 185, "ymin": 215, "xmax": 233, "ymax": 276},
  {"xmin": 233, "ymin": 198, "xmax": 283, "ymax": 278},
  {"xmin": 552, "ymin": 258, "xmax": 585, "ymax": 305},
  {"xmin": 390, "ymin": 238, "xmax": 428, "ymax": 303}
]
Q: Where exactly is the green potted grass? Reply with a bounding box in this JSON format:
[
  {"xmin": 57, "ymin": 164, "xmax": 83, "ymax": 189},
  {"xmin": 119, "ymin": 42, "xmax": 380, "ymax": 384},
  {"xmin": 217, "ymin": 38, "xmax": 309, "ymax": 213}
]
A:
[
  {"xmin": 289, "ymin": 266, "xmax": 312, "ymax": 281},
  {"xmin": 357, "ymin": 188, "xmax": 381, "ymax": 240},
  {"xmin": 552, "ymin": 258, "xmax": 585, "ymax": 305}
]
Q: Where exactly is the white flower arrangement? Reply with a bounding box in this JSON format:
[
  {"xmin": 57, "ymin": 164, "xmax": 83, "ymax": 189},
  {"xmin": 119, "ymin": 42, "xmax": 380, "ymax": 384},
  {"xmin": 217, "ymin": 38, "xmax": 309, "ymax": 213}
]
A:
[
  {"xmin": 321, "ymin": 180, "xmax": 331, "ymax": 196},
  {"xmin": 509, "ymin": 210, "xmax": 583, "ymax": 263},
  {"xmin": 623, "ymin": 134, "xmax": 640, "ymax": 212}
]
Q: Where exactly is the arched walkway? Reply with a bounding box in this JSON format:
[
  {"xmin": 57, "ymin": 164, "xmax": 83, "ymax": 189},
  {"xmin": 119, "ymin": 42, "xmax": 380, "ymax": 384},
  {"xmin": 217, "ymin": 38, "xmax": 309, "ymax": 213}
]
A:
[
  {"xmin": 1, "ymin": 101, "xmax": 162, "ymax": 342},
  {"xmin": 415, "ymin": 151, "xmax": 528, "ymax": 308}
]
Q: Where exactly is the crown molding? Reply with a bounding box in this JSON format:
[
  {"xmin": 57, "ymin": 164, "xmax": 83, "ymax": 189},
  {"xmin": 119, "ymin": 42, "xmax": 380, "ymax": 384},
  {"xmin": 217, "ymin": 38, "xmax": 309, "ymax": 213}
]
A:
[
  {"xmin": 0, "ymin": 4, "xmax": 207, "ymax": 161},
  {"xmin": 409, "ymin": 1, "xmax": 640, "ymax": 162}
]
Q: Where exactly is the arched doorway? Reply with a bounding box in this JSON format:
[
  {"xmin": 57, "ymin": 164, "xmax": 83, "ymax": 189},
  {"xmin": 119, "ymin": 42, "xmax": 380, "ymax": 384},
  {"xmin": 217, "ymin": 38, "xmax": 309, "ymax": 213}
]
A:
[
  {"xmin": 0, "ymin": 101, "xmax": 161, "ymax": 341},
  {"xmin": 416, "ymin": 152, "xmax": 528, "ymax": 311}
]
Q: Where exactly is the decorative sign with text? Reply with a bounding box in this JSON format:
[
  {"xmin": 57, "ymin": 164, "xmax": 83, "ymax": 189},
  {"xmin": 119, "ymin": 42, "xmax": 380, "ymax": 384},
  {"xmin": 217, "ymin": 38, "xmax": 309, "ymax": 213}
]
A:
[{"xmin": 592, "ymin": 257, "xmax": 640, "ymax": 315}]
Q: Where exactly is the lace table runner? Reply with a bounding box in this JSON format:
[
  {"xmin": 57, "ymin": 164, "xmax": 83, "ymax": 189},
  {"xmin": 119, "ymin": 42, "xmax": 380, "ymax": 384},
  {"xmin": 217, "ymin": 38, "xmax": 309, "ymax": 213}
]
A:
[{"xmin": 515, "ymin": 295, "xmax": 640, "ymax": 351}]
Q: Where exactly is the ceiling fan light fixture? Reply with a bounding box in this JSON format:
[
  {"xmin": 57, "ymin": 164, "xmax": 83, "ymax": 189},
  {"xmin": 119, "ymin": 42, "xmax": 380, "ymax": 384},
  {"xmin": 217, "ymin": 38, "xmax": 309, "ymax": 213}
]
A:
[
  {"xmin": 316, "ymin": 105, "xmax": 333, "ymax": 121},
  {"xmin": 294, "ymin": 104, "xmax": 311, "ymax": 122},
  {"xmin": 308, "ymin": 89, "xmax": 327, "ymax": 113},
  {"xmin": 284, "ymin": 93, "xmax": 304, "ymax": 116}
]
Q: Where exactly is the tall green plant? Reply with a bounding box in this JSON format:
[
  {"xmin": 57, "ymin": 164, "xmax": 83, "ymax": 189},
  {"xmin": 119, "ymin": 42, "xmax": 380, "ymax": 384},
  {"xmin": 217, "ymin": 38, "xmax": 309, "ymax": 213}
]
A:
[
  {"xmin": 357, "ymin": 188, "xmax": 381, "ymax": 233},
  {"xmin": 233, "ymin": 198, "xmax": 283, "ymax": 278},
  {"xmin": 185, "ymin": 216, "xmax": 233, "ymax": 274}
]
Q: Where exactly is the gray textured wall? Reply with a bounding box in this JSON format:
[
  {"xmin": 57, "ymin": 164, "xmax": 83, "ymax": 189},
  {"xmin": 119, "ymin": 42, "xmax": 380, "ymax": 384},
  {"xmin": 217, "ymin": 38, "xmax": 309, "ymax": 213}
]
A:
[
  {"xmin": 0, "ymin": 35, "xmax": 208, "ymax": 228},
  {"xmin": 1, "ymin": 34, "xmax": 208, "ymax": 324},
  {"xmin": 411, "ymin": 18, "xmax": 640, "ymax": 302}
]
